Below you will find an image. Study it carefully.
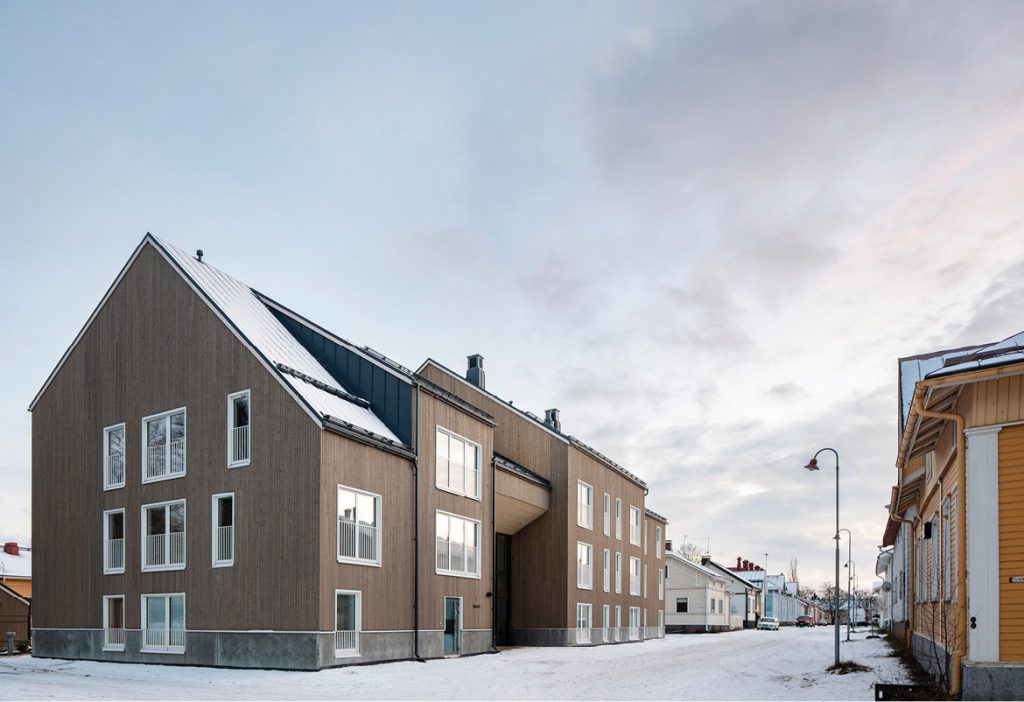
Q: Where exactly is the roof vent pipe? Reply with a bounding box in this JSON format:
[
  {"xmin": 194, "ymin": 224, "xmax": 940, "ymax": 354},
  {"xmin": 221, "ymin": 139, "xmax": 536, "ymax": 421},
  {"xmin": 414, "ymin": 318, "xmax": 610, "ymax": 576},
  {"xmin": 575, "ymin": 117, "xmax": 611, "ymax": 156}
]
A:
[
  {"xmin": 195, "ymin": 249, "xmax": 203, "ymax": 262},
  {"xmin": 466, "ymin": 354, "xmax": 485, "ymax": 389},
  {"xmin": 544, "ymin": 408, "xmax": 561, "ymax": 432}
]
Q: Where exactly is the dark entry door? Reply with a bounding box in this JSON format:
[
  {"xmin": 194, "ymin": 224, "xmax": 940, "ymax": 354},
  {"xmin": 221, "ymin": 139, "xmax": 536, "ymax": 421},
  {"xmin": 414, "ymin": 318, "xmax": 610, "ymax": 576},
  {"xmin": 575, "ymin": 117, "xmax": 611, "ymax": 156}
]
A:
[
  {"xmin": 444, "ymin": 597, "xmax": 461, "ymax": 655},
  {"xmin": 495, "ymin": 532, "xmax": 512, "ymax": 645}
]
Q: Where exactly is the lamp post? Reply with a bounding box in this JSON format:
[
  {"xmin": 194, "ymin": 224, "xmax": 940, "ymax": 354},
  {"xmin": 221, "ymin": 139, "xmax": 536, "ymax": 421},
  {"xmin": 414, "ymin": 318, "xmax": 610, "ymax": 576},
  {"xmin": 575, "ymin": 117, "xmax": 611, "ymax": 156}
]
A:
[
  {"xmin": 839, "ymin": 528, "xmax": 852, "ymax": 641},
  {"xmin": 804, "ymin": 447, "xmax": 840, "ymax": 667}
]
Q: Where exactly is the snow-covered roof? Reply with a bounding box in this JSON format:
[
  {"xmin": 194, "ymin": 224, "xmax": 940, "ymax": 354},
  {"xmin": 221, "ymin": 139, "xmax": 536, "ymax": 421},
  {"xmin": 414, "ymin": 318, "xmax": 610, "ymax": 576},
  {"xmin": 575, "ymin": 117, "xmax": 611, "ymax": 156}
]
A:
[
  {"xmin": 0, "ymin": 546, "xmax": 31, "ymax": 579},
  {"xmin": 898, "ymin": 343, "xmax": 987, "ymax": 432},
  {"xmin": 702, "ymin": 559, "xmax": 761, "ymax": 590},
  {"xmin": 667, "ymin": 552, "xmax": 728, "ymax": 581}
]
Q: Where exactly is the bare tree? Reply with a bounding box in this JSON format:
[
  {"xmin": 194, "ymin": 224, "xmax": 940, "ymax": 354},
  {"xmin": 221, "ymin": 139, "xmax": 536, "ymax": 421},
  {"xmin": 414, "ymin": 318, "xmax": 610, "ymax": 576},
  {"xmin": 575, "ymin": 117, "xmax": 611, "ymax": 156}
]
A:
[
  {"xmin": 788, "ymin": 556, "xmax": 799, "ymax": 584},
  {"xmin": 675, "ymin": 540, "xmax": 705, "ymax": 563}
]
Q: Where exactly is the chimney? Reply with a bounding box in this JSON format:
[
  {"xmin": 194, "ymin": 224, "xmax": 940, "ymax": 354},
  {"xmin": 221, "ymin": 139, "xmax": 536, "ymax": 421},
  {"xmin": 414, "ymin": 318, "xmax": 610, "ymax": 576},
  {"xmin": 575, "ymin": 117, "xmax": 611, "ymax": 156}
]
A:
[
  {"xmin": 701, "ymin": 555, "xmax": 711, "ymax": 566},
  {"xmin": 544, "ymin": 408, "xmax": 561, "ymax": 432},
  {"xmin": 736, "ymin": 556, "xmax": 742, "ymax": 568},
  {"xmin": 743, "ymin": 559, "xmax": 751, "ymax": 570},
  {"xmin": 195, "ymin": 249, "xmax": 204, "ymax": 262},
  {"xmin": 466, "ymin": 355, "xmax": 485, "ymax": 389},
  {"xmin": 3, "ymin": 542, "xmax": 18, "ymax": 556},
  {"xmin": 665, "ymin": 539, "xmax": 673, "ymax": 553}
]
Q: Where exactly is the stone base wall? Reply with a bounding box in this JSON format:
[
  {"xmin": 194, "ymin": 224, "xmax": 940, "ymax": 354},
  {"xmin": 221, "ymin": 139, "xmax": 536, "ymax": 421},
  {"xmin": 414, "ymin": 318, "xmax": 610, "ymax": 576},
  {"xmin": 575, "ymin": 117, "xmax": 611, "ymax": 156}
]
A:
[{"xmin": 962, "ymin": 662, "xmax": 1024, "ymax": 701}]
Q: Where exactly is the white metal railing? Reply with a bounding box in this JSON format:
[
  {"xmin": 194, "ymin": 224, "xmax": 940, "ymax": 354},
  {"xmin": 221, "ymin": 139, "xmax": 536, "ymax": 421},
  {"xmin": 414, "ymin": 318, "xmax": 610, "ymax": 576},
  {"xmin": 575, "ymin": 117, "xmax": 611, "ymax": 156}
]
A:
[
  {"xmin": 146, "ymin": 440, "xmax": 185, "ymax": 480},
  {"xmin": 143, "ymin": 627, "xmax": 186, "ymax": 651},
  {"xmin": 614, "ymin": 626, "xmax": 622, "ymax": 642},
  {"xmin": 104, "ymin": 627, "xmax": 125, "ymax": 648},
  {"xmin": 630, "ymin": 575, "xmax": 639, "ymax": 596},
  {"xmin": 338, "ymin": 519, "xmax": 378, "ymax": 562},
  {"xmin": 145, "ymin": 531, "xmax": 185, "ymax": 568},
  {"xmin": 576, "ymin": 627, "xmax": 592, "ymax": 644},
  {"xmin": 230, "ymin": 425, "xmax": 250, "ymax": 464},
  {"xmin": 436, "ymin": 539, "xmax": 449, "ymax": 571},
  {"xmin": 602, "ymin": 627, "xmax": 609, "ymax": 643},
  {"xmin": 216, "ymin": 525, "xmax": 233, "ymax": 563},
  {"xmin": 334, "ymin": 630, "xmax": 359, "ymax": 655},
  {"xmin": 105, "ymin": 538, "xmax": 124, "ymax": 571},
  {"xmin": 105, "ymin": 452, "xmax": 125, "ymax": 487},
  {"xmin": 630, "ymin": 523, "xmax": 639, "ymax": 544},
  {"xmin": 629, "ymin": 626, "xmax": 640, "ymax": 641},
  {"xmin": 435, "ymin": 538, "xmax": 478, "ymax": 576},
  {"xmin": 580, "ymin": 503, "xmax": 592, "ymax": 528},
  {"xmin": 577, "ymin": 563, "xmax": 592, "ymax": 589}
]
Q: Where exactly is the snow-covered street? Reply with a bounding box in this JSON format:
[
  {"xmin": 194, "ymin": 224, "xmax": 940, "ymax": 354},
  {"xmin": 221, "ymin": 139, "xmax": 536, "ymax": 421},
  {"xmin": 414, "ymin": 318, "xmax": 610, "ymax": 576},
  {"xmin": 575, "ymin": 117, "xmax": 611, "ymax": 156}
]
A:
[{"xmin": 0, "ymin": 627, "xmax": 910, "ymax": 700}]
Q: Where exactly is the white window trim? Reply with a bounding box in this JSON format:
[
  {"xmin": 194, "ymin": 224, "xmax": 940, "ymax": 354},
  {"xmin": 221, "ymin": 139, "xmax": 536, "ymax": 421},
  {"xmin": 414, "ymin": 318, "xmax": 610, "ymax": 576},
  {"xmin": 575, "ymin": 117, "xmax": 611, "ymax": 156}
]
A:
[
  {"xmin": 615, "ymin": 498, "xmax": 622, "ymax": 540},
  {"xmin": 615, "ymin": 605, "xmax": 622, "ymax": 642},
  {"xmin": 576, "ymin": 541, "xmax": 593, "ymax": 590},
  {"xmin": 102, "ymin": 595, "xmax": 125, "ymax": 651},
  {"xmin": 644, "ymin": 520, "xmax": 648, "ymax": 555},
  {"xmin": 602, "ymin": 604, "xmax": 611, "ymax": 643},
  {"xmin": 575, "ymin": 603, "xmax": 592, "ymax": 644},
  {"xmin": 658, "ymin": 568, "xmax": 664, "ymax": 600},
  {"xmin": 103, "ymin": 422, "xmax": 126, "ymax": 491},
  {"xmin": 141, "ymin": 406, "xmax": 187, "ymax": 484},
  {"xmin": 141, "ymin": 499, "xmax": 186, "ymax": 572},
  {"xmin": 615, "ymin": 552, "xmax": 622, "ymax": 594},
  {"xmin": 577, "ymin": 481, "xmax": 593, "ymax": 530},
  {"xmin": 334, "ymin": 589, "xmax": 362, "ymax": 658},
  {"xmin": 435, "ymin": 426, "xmax": 483, "ymax": 501},
  {"xmin": 140, "ymin": 592, "xmax": 186, "ymax": 654},
  {"xmin": 227, "ymin": 389, "xmax": 251, "ymax": 468},
  {"xmin": 603, "ymin": 493, "xmax": 611, "ymax": 536},
  {"xmin": 337, "ymin": 485, "xmax": 383, "ymax": 567},
  {"xmin": 211, "ymin": 492, "xmax": 235, "ymax": 568},
  {"xmin": 603, "ymin": 548, "xmax": 610, "ymax": 593},
  {"xmin": 629, "ymin": 556, "xmax": 641, "ymax": 596},
  {"xmin": 435, "ymin": 509, "xmax": 482, "ymax": 579},
  {"xmin": 655, "ymin": 526, "xmax": 662, "ymax": 559},
  {"xmin": 629, "ymin": 506, "xmax": 641, "ymax": 546},
  {"xmin": 103, "ymin": 508, "xmax": 126, "ymax": 575}
]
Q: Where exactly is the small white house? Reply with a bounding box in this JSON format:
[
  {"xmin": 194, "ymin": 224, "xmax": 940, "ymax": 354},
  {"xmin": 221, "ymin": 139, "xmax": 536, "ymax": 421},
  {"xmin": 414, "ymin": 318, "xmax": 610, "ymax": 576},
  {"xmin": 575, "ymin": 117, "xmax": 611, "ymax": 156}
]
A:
[
  {"xmin": 701, "ymin": 557, "xmax": 762, "ymax": 629},
  {"xmin": 664, "ymin": 553, "xmax": 731, "ymax": 633}
]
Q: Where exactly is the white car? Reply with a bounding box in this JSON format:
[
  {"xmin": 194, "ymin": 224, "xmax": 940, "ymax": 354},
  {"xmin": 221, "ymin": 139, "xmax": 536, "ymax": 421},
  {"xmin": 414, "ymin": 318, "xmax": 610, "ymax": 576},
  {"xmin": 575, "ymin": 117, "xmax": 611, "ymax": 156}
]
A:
[{"xmin": 757, "ymin": 617, "xmax": 780, "ymax": 630}]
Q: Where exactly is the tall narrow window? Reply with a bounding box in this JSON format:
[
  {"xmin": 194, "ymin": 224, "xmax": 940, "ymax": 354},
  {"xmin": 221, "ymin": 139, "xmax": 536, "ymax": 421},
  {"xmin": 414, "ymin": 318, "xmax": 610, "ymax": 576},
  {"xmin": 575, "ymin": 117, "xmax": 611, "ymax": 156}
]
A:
[
  {"xmin": 655, "ymin": 526, "xmax": 662, "ymax": 558},
  {"xmin": 141, "ymin": 593, "xmax": 185, "ymax": 653},
  {"xmin": 577, "ymin": 542, "xmax": 593, "ymax": 589},
  {"xmin": 142, "ymin": 500, "xmax": 185, "ymax": 571},
  {"xmin": 212, "ymin": 493, "xmax": 234, "ymax": 567},
  {"xmin": 335, "ymin": 590, "xmax": 361, "ymax": 657},
  {"xmin": 142, "ymin": 408, "xmax": 186, "ymax": 482},
  {"xmin": 644, "ymin": 520, "xmax": 648, "ymax": 555},
  {"xmin": 644, "ymin": 565, "xmax": 648, "ymax": 598},
  {"xmin": 104, "ymin": 509, "xmax": 125, "ymax": 574},
  {"xmin": 338, "ymin": 486, "xmax": 381, "ymax": 566},
  {"xmin": 629, "ymin": 506, "xmax": 641, "ymax": 546},
  {"xmin": 658, "ymin": 569, "xmax": 664, "ymax": 600},
  {"xmin": 602, "ymin": 549, "xmax": 610, "ymax": 592},
  {"xmin": 629, "ymin": 557, "xmax": 641, "ymax": 596},
  {"xmin": 103, "ymin": 423, "xmax": 125, "ymax": 490},
  {"xmin": 615, "ymin": 499, "xmax": 622, "ymax": 540},
  {"xmin": 577, "ymin": 481, "xmax": 593, "ymax": 529},
  {"xmin": 615, "ymin": 606, "xmax": 622, "ymax": 642},
  {"xmin": 436, "ymin": 427, "xmax": 481, "ymax": 499},
  {"xmin": 576, "ymin": 603, "xmax": 592, "ymax": 644},
  {"xmin": 603, "ymin": 493, "xmax": 611, "ymax": 535},
  {"xmin": 227, "ymin": 390, "xmax": 250, "ymax": 467},
  {"xmin": 103, "ymin": 595, "xmax": 125, "ymax": 651},
  {"xmin": 658, "ymin": 609, "xmax": 664, "ymax": 634},
  {"xmin": 436, "ymin": 511, "xmax": 481, "ymax": 578},
  {"xmin": 629, "ymin": 607, "xmax": 641, "ymax": 640},
  {"xmin": 615, "ymin": 552, "xmax": 622, "ymax": 594},
  {"xmin": 602, "ymin": 604, "xmax": 610, "ymax": 642}
]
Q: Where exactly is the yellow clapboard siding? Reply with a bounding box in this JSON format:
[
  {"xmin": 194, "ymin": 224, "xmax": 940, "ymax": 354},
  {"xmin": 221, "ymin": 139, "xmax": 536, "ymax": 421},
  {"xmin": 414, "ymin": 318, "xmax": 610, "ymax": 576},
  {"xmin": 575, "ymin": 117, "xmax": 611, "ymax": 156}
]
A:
[{"xmin": 1000, "ymin": 425, "xmax": 1024, "ymax": 661}]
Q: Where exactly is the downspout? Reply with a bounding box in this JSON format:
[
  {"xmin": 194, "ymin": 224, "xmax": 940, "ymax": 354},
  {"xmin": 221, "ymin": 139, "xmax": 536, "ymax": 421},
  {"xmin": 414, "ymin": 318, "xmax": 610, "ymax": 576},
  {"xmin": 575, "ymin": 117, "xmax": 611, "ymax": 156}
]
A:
[
  {"xmin": 413, "ymin": 383, "xmax": 423, "ymax": 662},
  {"xmin": 912, "ymin": 396, "xmax": 966, "ymax": 696},
  {"xmin": 491, "ymin": 454, "xmax": 497, "ymax": 649}
]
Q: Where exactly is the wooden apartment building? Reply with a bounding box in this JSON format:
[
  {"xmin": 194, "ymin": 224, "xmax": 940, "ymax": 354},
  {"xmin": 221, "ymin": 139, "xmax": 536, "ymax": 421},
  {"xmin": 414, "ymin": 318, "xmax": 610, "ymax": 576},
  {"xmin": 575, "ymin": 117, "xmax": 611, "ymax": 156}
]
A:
[{"xmin": 29, "ymin": 234, "xmax": 667, "ymax": 669}]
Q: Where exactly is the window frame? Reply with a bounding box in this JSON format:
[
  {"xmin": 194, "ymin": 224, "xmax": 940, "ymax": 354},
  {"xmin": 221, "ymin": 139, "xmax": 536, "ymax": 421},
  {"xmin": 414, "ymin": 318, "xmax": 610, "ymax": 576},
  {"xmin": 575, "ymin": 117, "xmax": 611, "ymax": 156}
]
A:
[
  {"xmin": 435, "ymin": 510, "xmax": 482, "ymax": 579},
  {"xmin": 615, "ymin": 605, "xmax": 622, "ymax": 642},
  {"xmin": 576, "ymin": 541, "xmax": 593, "ymax": 590},
  {"xmin": 603, "ymin": 493, "xmax": 611, "ymax": 536},
  {"xmin": 140, "ymin": 499, "xmax": 186, "ymax": 572},
  {"xmin": 337, "ymin": 485, "xmax": 383, "ymax": 567},
  {"xmin": 103, "ymin": 508, "xmax": 126, "ymax": 575},
  {"xmin": 655, "ymin": 526, "xmax": 662, "ymax": 559},
  {"xmin": 211, "ymin": 492, "xmax": 235, "ymax": 568},
  {"xmin": 615, "ymin": 499, "xmax": 622, "ymax": 540},
  {"xmin": 577, "ymin": 481, "xmax": 593, "ymax": 530},
  {"xmin": 435, "ymin": 426, "xmax": 482, "ymax": 501},
  {"xmin": 602, "ymin": 604, "xmax": 611, "ymax": 643},
  {"xmin": 102, "ymin": 595, "xmax": 125, "ymax": 651},
  {"xmin": 629, "ymin": 506, "xmax": 641, "ymax": 546},
  {"xmin": 629, "ymin": 556, "xmax": 641, "ymax": 596},
  {"xmin": 576, "ymin": 603, "xmax": 592, "ymax": 644},
  {"xmin": 334, "ymin": 589, "xmax": 362, "ymax": 658},
  {"xmin": 141, "ymin": 407, "xmax": 187, "ymax": 484},
  {"xmin": 615, "ymin": 552, "xmax": 622, "ymax": 594},
  {"xmin": 140, "ymin": 592, "xmax": 186, "ymax": 654},
  {"xmin": 658, "ymin": 568, "xmax": 664, "ymax": 600},
  {"xmin": 676, "ymin": 597, "xmax": 688, "ymax": 613},
  {"xmin": 602, "ymin": 548, "xmax": 610, "ymax": 592},
  {"xmin": 103, "ymin": 422, "xmax": 126, "ymax": 491},
  {"xmin": 227, "ymin": 389, "xmax": 251, "ymax": 468}
]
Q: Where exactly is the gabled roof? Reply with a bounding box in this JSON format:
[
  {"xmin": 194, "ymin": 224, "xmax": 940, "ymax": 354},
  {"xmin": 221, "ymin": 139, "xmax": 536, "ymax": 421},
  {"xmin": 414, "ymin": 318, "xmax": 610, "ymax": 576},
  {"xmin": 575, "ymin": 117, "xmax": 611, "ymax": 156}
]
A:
[
  {"xmin": 701, "ymin": 558, "xmax": 760, "ymax": 590},
  {"xmin": 0, "ymin": 581, "xmax": 30, "ymax": 606},
  {"xmin": 0, "ymin": 546, "xmax": 31, "ymax": 580},
  {"xmin": 644, "ymin": 507, "xmax": 668, "ymax": 523},
  {"xmin": 898, "ymin": 342, "xmax": 989, "ymax": 434},
  {"xmin": 30, "ymin": 235, "xmax": 406, "ymax": 450},
  {"xmin": 666, "ymin": 552, "xmax": 728, "ymax": 582}
]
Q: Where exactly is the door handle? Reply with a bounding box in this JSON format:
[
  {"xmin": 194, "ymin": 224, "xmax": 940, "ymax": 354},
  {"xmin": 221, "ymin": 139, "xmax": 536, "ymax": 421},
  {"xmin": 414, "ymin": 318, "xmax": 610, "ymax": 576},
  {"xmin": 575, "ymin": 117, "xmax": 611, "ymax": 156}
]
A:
[{"xmin": 970, "ymin": 616, "xmax": 977, "ymax": 629}]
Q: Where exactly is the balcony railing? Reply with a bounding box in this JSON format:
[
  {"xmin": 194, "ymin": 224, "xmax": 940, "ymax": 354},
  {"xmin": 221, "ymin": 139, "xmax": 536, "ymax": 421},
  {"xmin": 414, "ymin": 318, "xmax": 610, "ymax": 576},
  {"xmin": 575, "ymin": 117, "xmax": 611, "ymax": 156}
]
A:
[
  {"xmin": 334, "ymin": 630, "xmax": 359, "ymax": 656},
  {"xmin": 230, "ymin": 425, "xmax": 250, "ymax": 465},
  {"xmin": 104, "ymin": 537, "xmax": 124, "ymax": 572},
  {"xmin": 215, "ymin": 525, "xmax": 233, "ymax": 564},
  {"xmin": 628, "ymin": 626, "xmax": 640, "ymax": 641},
  {"xmin": 577, "ymin": 563, "xmax": 592, "ymax": 589},
  {"xmin": 145, "ymin": 531, "xmax": 185, "ymax": 569},
  {"xmin": 338, "ymin": 519, "xmax": 378, "ymax": 563},
  {"xmin": 435, "ymin": 539, "xmax": 478, "ymax": 576},
  {"xmin": 576, "ymin": 627, "xmax": 592, "ymax": 644},
  {"xmin": 105, "ymin": 452, "xmax": 125, "ymax": 487},
  {"xmin": 145, "ymin": 440, "xmax": 185, "ymax": 480},
  {"xmin": 104, "ymin": 627, "xmax": 125, "ymax": 649},
  {"xmin": 143, "ymin": 627, "xmax": 186, "ymax": 652}
]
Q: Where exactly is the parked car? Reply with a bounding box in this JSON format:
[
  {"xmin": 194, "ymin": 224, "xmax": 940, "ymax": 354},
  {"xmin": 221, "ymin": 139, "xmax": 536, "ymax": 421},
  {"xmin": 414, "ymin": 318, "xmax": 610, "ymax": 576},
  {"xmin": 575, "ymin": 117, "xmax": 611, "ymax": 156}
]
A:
[
  {"xmin": 757, "ymin": 617, "xmax": 780, "ymax": 630},
  {"xmin": 796, "ymin": 615, "xmax": 815, "ymax": 627}
]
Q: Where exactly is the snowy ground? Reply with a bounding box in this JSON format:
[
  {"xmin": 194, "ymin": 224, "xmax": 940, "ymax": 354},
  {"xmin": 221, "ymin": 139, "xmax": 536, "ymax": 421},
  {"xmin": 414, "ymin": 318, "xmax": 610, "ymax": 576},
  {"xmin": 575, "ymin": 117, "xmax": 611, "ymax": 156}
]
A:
[{"xmin": 0, "ymin": 627, "xmax": 910, "ymax": 700}]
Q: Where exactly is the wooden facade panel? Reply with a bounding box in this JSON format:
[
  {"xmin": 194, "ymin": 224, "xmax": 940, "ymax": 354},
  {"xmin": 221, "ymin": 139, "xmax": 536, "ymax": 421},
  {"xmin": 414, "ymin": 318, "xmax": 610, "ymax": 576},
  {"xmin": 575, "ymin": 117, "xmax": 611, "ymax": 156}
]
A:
[
  {"xmin": 1000, "ymin": 425, "xmax": 1024, "ymax": 660},
  {"xmin": 31, "ymin": 244, "xmax": 322, "ymax": 632}
]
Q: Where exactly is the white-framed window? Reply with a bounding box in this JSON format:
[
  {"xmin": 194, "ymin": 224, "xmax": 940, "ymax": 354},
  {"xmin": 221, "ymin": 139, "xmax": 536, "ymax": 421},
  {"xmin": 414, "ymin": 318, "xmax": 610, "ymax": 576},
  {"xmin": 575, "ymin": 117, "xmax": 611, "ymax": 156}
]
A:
[
  {"xmin": 644, "ymin": 565, "xmax": 648, "ymax": 598},
  {"xmin": 141, "ymin": 593, "xmax": 185, "ymax": 653},
  {"xmin": 436, "ymin": 510, "xmax": 481, "ymax": 578},
  {"xmin": 710, "ymin": 598, "xmax": 716, "ymax": 614},
  {"xmin": 103, "ymin": 508, "xmax": 125, "ymax": 574},
  {"xmin": 644, "ymin": 520, "xmax": 648, "ymax": 555},
  {"xmin": 576, "ymin": 603, "xmax": 592, "ymax": 644},
  {"xmin": 676, "ymin": 597, "xmax": 688, "ymax": 613},
  {"xmin": 643, "ymin": 608, "xmax": 647, "ymax": 631},
  {"xmin": 602, "ymin": 604, "xmax": 610, "ymax": 642},
  {"xmin": 103, "ymin": 595, "xmax": 125, "ymax": 651},
  {"xmin": 658, "ymin": 568, "xmax": 664, "ymax": 600},
  {"xmin": 628, "ymin": 607, "xmax": 641, "ymax": 640},
  {"xmin": 615, "ymin": 499, "xmax": 622, "ymax": 540},
  {"xmin": 577, "ymin": 481, "xmax": 593, "ymax": 529},
  {"xmin": 615, "ymin": 552, "xmax": 622, "ymax": 594},
  {"xmin": 629, "ymin": 506, "xmax": 641, "ymax": 546},
  {"xmin": 142, "ymin": 407, "xmax": 186, "ymax": 483},
  {"xmin": 435, "ymin": 427, "xmax": 481, "ymax": 499},
  {"xmin": 655, "ymin": 526, "xmax": 662, "ymax": 559},
  {"xmin": 338, "ymin": 486, "xmax": 381, "ymax": 566},
  {"xmin": 602, "ymin": 549, "xmax": 610, "ymax": 592},
  {"xmin": 658, "ymin": 609, "xmax": 664, "ymax": 633},
  {"xmin": 629, "ymin": 557, "xmax": 641, "ymax": 596},
  {"xmin": 930, "ymin": 515, "xmax": 939, "ymax": 601},
  {"xmin": 335, "ymin": 590, "xmax": 361, "ymax": 657},
  {"xmin": 212, "ymin": 493, "xmax": 234, "ymax": 567},
  {"xmin": 577, "ymin": 542, "xmax": 593, "ymax": 590},
  {"xmin": 603, "ymin": 493, "xmax": 611, "ymax": 535},
  {"xmin": 227, "ymin": 390, "xmax": 251, "ymax": 468},
  {"xmin": 103, "ymin": 423, "xmax": 125, "ymax": 490},
  {"xmin": 615, "ymin": 605, "xmax": 622, "ymax": 642},
  {"xmin": 142, "ymin": 500, "xmax": 185, "ymax": 571}
]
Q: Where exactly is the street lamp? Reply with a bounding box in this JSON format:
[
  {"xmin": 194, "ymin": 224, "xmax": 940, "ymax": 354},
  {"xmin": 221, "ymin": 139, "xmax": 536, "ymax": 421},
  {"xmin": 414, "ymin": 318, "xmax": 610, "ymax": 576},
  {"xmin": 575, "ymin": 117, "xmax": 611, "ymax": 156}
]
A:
[
  {"xmin": 839, "ymin": 528, "xmax": 852, "ymax": 642},
  {"xmin": 804, "ymin": 447, "xmax": 840, "ymax": 667}
]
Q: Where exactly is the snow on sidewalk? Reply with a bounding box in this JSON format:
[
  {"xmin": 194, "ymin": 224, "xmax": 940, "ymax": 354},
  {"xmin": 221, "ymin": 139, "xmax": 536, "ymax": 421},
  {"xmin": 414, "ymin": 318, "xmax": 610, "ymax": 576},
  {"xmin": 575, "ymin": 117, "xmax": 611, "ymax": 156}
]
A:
[{"xmin": 0, "ymin": 627, "xmax": 910, "ymax": 701}]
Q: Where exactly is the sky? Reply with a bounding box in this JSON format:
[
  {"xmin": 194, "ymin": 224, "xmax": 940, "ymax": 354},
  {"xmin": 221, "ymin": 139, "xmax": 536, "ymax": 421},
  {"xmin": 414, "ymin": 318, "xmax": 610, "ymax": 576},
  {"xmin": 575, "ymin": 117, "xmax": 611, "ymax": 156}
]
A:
[{"xmin": 3, "ymin": 0, "xmax": 1024, "ymax": 591}]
